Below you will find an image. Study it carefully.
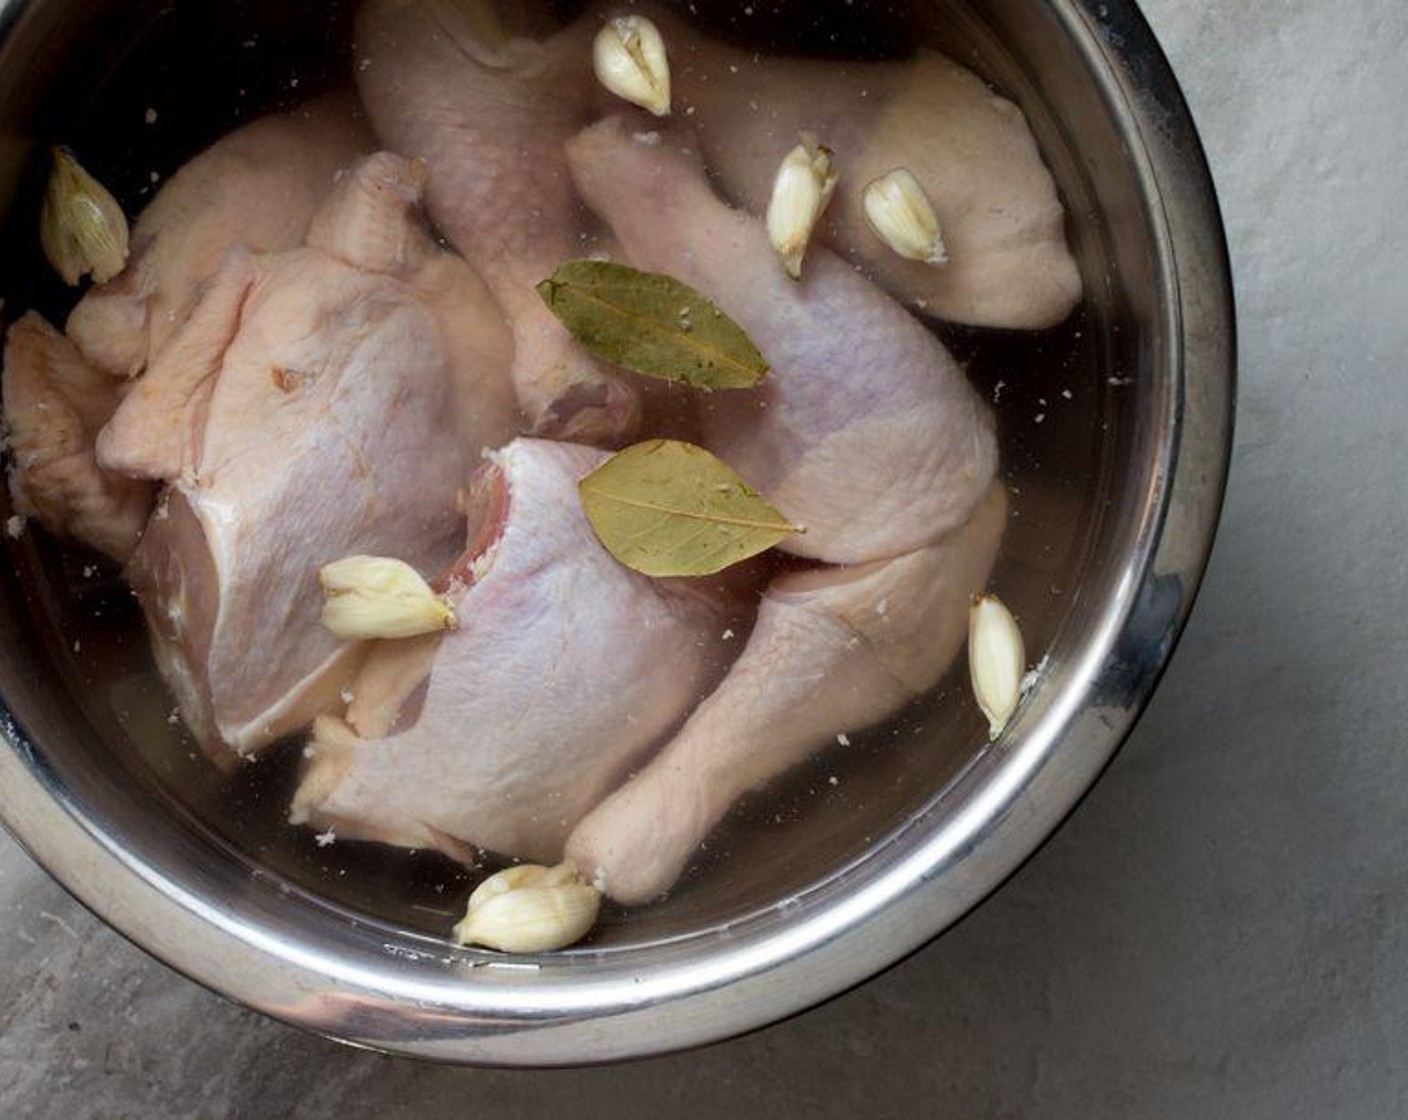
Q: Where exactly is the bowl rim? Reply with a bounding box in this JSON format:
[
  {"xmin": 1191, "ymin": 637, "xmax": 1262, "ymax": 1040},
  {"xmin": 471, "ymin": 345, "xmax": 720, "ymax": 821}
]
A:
[{"xmin": 0, "ymin": 0, "xmax": 1235, "ymax": 1065}]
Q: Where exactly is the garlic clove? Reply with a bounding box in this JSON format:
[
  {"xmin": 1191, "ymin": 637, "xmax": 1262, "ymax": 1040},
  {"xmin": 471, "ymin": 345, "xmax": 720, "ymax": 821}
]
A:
[
  {"xmin": 968, "ymin": 593, "xmax": 1025, "ymax": 740},
  {"xmin": 765, "ymin": 132, "xmax": 838, "ymax": 280},
  {"xmin": 453, "ymin": 861, "xmax": 601, "ymax": 952},
  {"xmin": 40, "ymin": 146, "xmax": 130, "ymax": 286},
  {"xmin": 318, "ymin": 555, "xmax": 456, "ymax": 640},
  {"xmin": 593, "ymin": 15, "xmax": 671, "ymax": 117},
  {"xmin": 862, "ymin": 168, "xmax": 947, "ymax": 265}
]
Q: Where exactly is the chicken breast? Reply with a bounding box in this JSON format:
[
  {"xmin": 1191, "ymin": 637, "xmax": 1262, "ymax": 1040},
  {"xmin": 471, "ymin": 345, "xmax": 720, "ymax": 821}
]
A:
[
  {"xmin": 66, "ymin": 93, "xmax": 371, "ymax": 378},
  {"xmin": 106, "ymin": 152, "xmax": 518, "ymax": 758}
]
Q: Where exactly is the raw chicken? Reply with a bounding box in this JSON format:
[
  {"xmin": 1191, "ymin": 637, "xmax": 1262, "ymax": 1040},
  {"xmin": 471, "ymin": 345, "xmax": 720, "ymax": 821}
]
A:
[
  {"xmin": 564, "ymin": 118, "xmax": 998, "ymax": 564},
  {"xmin": 642, "ymin": 3, "xmax": 1082, "ymax": 330},
  {"xmin": 104, "ymin": 152, "xmax": 518, "ymax": 758},
  {"xmin": 290, "ymin": 437, "xmax": 736, "ymax": 863},
  {"xmin": 66, "ymin": 93, "xmax": 371, "ymax": 378},
  {"xmin": 355, "ymin": 0, "xmax": 638, "ymax": 444},
  {"xmin": 560, "ymin": 118, "xmax": 1002, "ymax": 902},
  {"xmin": 569, "ymin": 484, "xmax": 1007, "ymax": 904},
  {"xmin": 1, "ymin": 313, "xmax": 152, "ymax": 560}
]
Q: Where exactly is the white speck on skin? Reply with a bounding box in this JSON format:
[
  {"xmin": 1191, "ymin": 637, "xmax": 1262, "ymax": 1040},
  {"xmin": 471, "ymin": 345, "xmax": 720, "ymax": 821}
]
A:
[
  {"xmin": 722, "ymin": 628, "xmax": 735, "ymax": 640},
  {"xmin": 315, "ymin": 827, "xmax": 336, "ymax": 848},
  {"xmin": 303, "ymin": 744, "xmax": 318, "ymax": 759},
  {"xmin": 828, "ymin": 775, "xmax": 839, "ymax": 786},
  {"xmin": 340, "ymin": 688, "xmax": 354, "ymax": 705},
  {"xmin": 992, "ymin": 380, "xmax": 1006, "ymax": 404},
  {"xmin": 1034, "ymin": 413, "xmax": 1046, "ymax": 424},
  {"xmin": 1061, "ymin": 388, "xmax": 1074, "ymax": 400},
  {"xmin": 836, "ymin": 733, "xmax": 851, "ymax": 746},
  {"xmin": 632, "ymin": 130, "xmax": 661, "ymax": 146},
  {"xmin": 5, "ymin": 514, "xmax": 24, "ymax": 538},
  {"xmin": 144, "ymin": 107, "xmax": 157, "ymax": 124}
]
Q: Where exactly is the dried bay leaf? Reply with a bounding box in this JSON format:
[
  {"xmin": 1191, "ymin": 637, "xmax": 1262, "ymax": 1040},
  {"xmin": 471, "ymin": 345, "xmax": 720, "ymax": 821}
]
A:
[
  {"xmin": 536, "ymin": 259, "xmax": 768, "ymax": 390},
  {"xmin": 579, "ymin": 439, "xmax": 802, "ymax": 577}
]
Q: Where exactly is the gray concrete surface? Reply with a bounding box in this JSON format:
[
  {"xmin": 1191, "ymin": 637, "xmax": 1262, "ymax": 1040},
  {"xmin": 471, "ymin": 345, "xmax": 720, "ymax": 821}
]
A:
[{"xmin": 4, "ymin": 1, "xmax": 1407, "ymax": 1116}]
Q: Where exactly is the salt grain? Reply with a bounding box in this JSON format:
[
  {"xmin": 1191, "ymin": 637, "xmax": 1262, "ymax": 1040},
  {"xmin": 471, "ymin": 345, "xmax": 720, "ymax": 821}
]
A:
[
  {"xmin": 836, "ymin": 733, "xmax": 851, "ymax": 746},
  {"xmin": 314, "ymin": 827, "xmax": 336, "ymax": 848}
]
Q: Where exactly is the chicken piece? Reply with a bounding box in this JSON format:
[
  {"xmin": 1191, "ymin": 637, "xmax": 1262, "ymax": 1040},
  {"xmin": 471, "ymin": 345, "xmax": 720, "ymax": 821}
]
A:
[
  {"xmin": 107, "ymin": 152, "xmax": 518, "ymax": 758},
  {"xmin": 569, "ymin": 483, "xmax": 1007, "ymax": 904},
  {"xmin": 290, "ymin": 438, "xmax": 735, "ymax": 863},
  {"xmin": 66, "ymin": 93, "xmax": 371, "ymax": 377},
  {"xmin": 1, "ymin": 313, "xmax": 152, "ymax": 560},
  {"xmin": 561, "ymin": 118, "xmax": 1002, "ymax": 902},
  {"xmin": 355, "ymin": 0, "xmax": 637, "ymax": 444},
  {"xmin": 643, "ymin": 4, "xmax": 1081, "ymax": 330},
  {"xmin": 566, "ymin": 117, "xmax": 997, "ymax": 564}
]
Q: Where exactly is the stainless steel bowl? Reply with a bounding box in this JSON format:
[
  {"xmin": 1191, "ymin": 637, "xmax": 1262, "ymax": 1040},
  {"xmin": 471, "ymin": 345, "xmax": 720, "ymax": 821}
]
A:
[{"xmin": 0, "ymin": 0, "xmax": 1233, "ymax": 1063}]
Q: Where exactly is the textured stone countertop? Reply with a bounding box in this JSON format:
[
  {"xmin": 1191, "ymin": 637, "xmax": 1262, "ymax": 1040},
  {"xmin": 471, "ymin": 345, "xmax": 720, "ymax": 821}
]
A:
[{"xmin": 4, "ymin": 1, "xmax": 1406, "ymax": 1116}]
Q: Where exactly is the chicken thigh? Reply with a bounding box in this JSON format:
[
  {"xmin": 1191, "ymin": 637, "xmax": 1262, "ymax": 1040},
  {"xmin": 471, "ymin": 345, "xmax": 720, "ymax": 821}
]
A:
[
  {"xmin": 103, "ymin": 152, "xmax": 518, "ymax": 757},
  {"xmin": 67, "ymin": 94, "xmax": 371, "ymax": 378},
  {"xmin": 561, "ymin": 118, "xmax": 1003, "ymax": 902},
  {"xmin": 569, "ymin": 484, "xmax": 1007, "ymax": 904},
  {"xmin": 1, "ymin": 313, "xmax": 152, "ymax": 560},
  {"xmin": 291, "ymin": 437, "xmax": 735, "ymax": 863},
  {"xmin": 355, "ymin": 0, "xmax": 637, "ymax": 444},
  {"xmin": 646, "ymin": 4, "xmax": 1081, "ymax": 330},
  {"xmin": 565, "ymin": 118, "xmax": 997, "ymax": 563}
]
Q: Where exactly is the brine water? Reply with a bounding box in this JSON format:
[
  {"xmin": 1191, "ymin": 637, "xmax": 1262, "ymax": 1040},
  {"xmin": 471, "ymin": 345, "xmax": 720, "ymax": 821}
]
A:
[{"xmin": 0, "ymin": 0, "xmax": 1118, "ymax": 946}]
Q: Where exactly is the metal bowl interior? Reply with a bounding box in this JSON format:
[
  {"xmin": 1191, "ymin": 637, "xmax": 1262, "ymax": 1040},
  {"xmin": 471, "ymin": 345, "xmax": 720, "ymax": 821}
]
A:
[{"xmin": 0, "ymin": 0, "xmax": 1232, "ymax": 1063}]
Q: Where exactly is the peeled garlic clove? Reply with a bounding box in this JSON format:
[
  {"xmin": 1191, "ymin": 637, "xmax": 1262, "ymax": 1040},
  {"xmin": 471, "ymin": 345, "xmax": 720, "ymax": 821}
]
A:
[
  {"xmin": 318, "ymin": 555, "xmax": 456, "ymax": 640},
  {"xmin": 968, "ymin": 593, "xmax": 1025, "ymax": 740},
  {"xmin": 40, "ymin": 146, "xmax": 130, "ymax": 286},
  {"xmin": 593, "ymin": 15, "xmax": 671, "ymax": 116},
  {"xmin": 454, "ymin": 861, "xmax": 601, "ymax": 953},
  {"xmin": 862, "ymin": 168, "xmax": 947, "ymax": 265},
  {"xmin": 765, "ymin": 132, "xmax": 838, "ymax": 280}
]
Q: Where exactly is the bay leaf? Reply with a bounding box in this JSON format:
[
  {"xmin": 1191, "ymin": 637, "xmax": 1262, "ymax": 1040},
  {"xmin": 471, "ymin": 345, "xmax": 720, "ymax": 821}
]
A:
[
  {"xmin": 579, "ymin": 439, "xmax": 802, "ymax": 577},
  {"xmin": 536, "ymin": 259, "xmax": 769, "ymax": 390}
]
